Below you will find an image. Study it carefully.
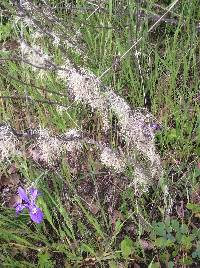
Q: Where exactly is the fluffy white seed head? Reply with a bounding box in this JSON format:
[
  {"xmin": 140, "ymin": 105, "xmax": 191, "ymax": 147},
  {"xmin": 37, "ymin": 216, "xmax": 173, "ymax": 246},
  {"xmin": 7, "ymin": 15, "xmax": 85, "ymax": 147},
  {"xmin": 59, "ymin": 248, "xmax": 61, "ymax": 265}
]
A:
[
  {"xmin": 100, "ymin": 147, "xmax": 126, "ymax": 172},
  {"xmin": 30, "ymin": 127, "xmax": 63, "ymax": 165},
  {"xmin": 0, "ymin": 125, "xmax": 20, "ymax": 161},
  {"xmin": 20, "ymin": 41, "xmax": 51, "ymax": 70}
]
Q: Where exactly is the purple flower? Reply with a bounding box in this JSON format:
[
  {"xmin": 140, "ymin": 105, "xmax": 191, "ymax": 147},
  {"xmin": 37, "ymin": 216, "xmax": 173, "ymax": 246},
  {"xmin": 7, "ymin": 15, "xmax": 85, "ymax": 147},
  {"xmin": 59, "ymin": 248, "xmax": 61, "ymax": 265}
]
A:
[
  {"xmin": 15, "ymin": 187, "xmax": 43, "ymax": 224},
  {"xmin": 150, "ymin": 123, "xmax": 161, "ymax": 131}
]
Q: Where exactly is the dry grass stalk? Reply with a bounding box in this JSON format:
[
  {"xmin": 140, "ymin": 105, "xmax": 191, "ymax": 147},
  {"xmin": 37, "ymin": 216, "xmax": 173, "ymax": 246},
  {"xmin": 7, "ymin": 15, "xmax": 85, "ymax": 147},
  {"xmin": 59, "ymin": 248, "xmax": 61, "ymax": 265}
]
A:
[
  {"xmin": 2, "ymin": 1, "xmax": 163, "ymax": 188},
  {"xmin": 17, "ymin": 39, "xmax": 162, "ymax": 186}
]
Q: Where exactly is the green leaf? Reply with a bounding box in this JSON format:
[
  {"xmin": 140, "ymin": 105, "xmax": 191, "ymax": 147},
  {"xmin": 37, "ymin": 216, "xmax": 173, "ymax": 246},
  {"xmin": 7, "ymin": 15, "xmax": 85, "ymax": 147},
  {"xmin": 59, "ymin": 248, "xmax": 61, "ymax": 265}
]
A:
[
  {"xmin": 168, "ymin": 261, "xmax": 175, "ymax": 268},
  {"xmin": 39, "ymin": 200, "xmax": 58, "ymax": 235},
  {"xmin": 148, "ymin": 262, "xmax": 160, "ymax": 268},
  {"xmin": 115, "ymin": 219, "xmax": 123, "ymax": 234},
  {"xmin": 180, "ymin": 235, "xmax": 193, "ymax": 251},
  {"xmin": 192, "ymin": 228, "xmax": 200, "ymax": 240},
  {"xmin": 187, "ymin": 203, "xmax": 200, "ymax": 214},
  {"xmin": 120, "ymin": 237, "xmax": 134, "ymax": 259},
  {"xmin": 180, "ymin": 224, "xmax": 189, "ymax": 234},
  {"xmin": 193, "ymin": 167, "xmax": 200, "ymax": 178},
  {"xmin": 167, "ymin": 128, "xmax": 178, "ymax": 141},
  {"xmin": 38, "ymin": 252, "xmax": 54, "ymax": 268},
  {"xmin": 192, "ymin": 241, "xmax": 200, "ymax": 259},
  {"xmin": 171, "ymin": 219, "xmax": 179, "ymax": 231},
  {"xmin": 109, "ymin": 261, "xmax": 118, "ymax": 268},
  {"xmin": 152, "ymin": 222, "xmax": 166, "ymax": 237},
  {"xmin": 75, "ymin": 197, "xmax": 104, "ymax": 238},
  {"xmin": 81, "ymin": 243, "xmax": 95, "ymax": 255},
  {"xmin": 178, "ymin": 256, "xmax": 193, "ymax": 265},
  {"xmin": 154, "ymin": 237, "xmax": 174, "ymax": 248}
]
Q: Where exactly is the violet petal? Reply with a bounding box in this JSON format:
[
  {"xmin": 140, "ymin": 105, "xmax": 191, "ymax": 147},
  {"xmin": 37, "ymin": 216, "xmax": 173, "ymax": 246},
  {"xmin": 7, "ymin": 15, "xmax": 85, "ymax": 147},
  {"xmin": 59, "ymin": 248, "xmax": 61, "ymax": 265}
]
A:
[
  {"xmin": 18, "ymin": 187, "xmax": 30, "ymax": 203},
  {"xmin": 29, "ymin": 188, "xmax": 39, "ymax": 203},
  {"xmin": 150, "ymin": 123, "xmax": 161, "ymax": 131},
  {"xmin": 29, "ymin": 205, "xmax": 43, "ymax": 224},
  {"xmin": 15, "ymin": 203, "xmax": 26, "ymax": 215}
]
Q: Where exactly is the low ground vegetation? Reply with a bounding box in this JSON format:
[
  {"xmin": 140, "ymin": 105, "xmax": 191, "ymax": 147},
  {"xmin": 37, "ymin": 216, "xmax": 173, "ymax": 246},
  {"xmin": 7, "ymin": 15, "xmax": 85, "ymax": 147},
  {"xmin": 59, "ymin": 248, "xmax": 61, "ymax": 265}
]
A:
[{"xmin": 0, "ymin": 0, "xmax": 199, "ymax": 267}]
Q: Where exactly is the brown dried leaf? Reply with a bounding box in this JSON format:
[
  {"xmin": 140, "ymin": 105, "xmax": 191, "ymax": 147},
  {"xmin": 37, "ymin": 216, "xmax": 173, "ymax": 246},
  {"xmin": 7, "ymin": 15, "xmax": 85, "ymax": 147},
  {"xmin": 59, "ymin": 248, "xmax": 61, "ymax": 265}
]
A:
[
  {"xmin": 111, "ymin": 210, "xmax": 124, "ymax": 223},
  {"xmin": 10, "ymin": 173, "xmax": 20, "ymax": 185},
  {"xmin": 8, "ymin": 164, "xmax": 18, "ymax": 174},
  {"xmin": 0, "ymin": 174, "xmax": 12, "ymax": 188},
  {"xmin": 133, "ymin": 263, "xmax": 141, "ymax": 268},
  {"xmin": 176, "ymin": 201, "xmax": 185, "ymax": 219},
  {"xmin": 198, "ymin": 161, "xmax": 200, "ymax": 170},
  {"xmin": 192, "ymin": 187, "xmax": 200, "ymax": 205},
  {"xmin": 8, "ymin": 194, "xmax": 21, "ymax": 208},
  {"xmin": 139, "ymin": 239, "xmax": 154, "ymax": 250},
  {"xmin": 0, "ymin": 40, "xmax": 19, "ymax": 51},
  {"xmin": 0, "ymin": 173, "xmax": 20, "ymax": 189},
  {"xmin": 84, "ymin": 197, "xmax": 99, "ymax": 215}
]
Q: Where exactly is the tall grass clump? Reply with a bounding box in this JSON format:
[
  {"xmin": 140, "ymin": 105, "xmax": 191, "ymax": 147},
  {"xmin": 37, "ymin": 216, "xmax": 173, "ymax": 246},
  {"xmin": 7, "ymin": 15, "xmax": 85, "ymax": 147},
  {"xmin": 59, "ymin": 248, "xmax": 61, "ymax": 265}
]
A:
[{"xmin": 0, "ymin": 0, "xmax": 199, "ymax": 267}]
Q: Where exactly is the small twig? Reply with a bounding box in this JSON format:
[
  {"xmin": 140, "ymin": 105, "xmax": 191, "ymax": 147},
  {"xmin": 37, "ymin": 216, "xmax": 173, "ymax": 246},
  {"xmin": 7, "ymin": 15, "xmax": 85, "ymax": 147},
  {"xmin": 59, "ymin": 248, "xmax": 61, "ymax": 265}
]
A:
[
  {"xmin": 0, "ymin": 56, "xmax": 57, "ymax": 71},
  {"xmin": 1, "ymin": 123, "xmax": 82, "ymax": 141},
  {"xmin": 138, "ymin": 13, "xmax": 200, "ymax": 32},
  {"xmin": 0, "ymin": 68, "xmax": 66, "ymax": 97},
  {"xmin": 0, "ymin": 95, "xmax": 69, "ymax": 108}
]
